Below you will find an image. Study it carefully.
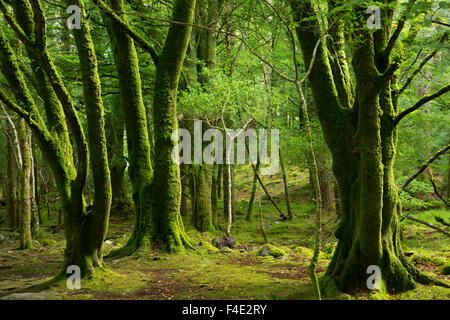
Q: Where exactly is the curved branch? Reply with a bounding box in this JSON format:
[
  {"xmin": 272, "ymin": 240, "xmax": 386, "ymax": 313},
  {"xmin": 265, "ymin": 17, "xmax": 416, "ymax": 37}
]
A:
[
  {"xmin": 29, "ymin": 0, "xmax": 46, "ymax": 50},
  {"xmin": 404, "ymin": 215, "xmax": 450, "ymax": 237},
  {"xmin": 0, "ymin": 1, "xmax": 36, "ymax": 51},
  {"xmin": 400, "ymin": 144, "xmax": 450, "ymax": 189},
  {"xmin": 394, "ymin": 84, "xmax": 450, "ymax": 126},
  {"xmin": 398, "ymin": 32, "xmax": 448, "ymax": 96},
  {"xmin": 93, "ymin": 0, "xmax": 159, "ymax": 66}
]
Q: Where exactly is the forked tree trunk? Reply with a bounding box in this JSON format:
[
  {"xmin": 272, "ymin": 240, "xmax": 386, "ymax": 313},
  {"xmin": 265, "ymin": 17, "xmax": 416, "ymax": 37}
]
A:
[
  {"xmin": 67, "ymin": 0, "xmax": 112, "ymax": 269},
  {"xmin": 150, "ymin": 0, "xmax": 197, "ymax": 252},
  {"xmin": 289, "ymin": 0, "xmax": 446, "ymax": 294},
  {"xmin": 104, "ymin": 0, "xmax": 153, "ymax": 257}
]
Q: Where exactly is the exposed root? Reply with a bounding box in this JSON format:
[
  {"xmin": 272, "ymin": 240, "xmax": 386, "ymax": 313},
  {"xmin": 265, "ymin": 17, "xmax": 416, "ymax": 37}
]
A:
[
  {"xmin": 400, "ymin": 254, "xmax": 450, "ymax": 288},
  {"xmin": 0, "ymin": 269, "xmax": 65, "ymax": 298}
]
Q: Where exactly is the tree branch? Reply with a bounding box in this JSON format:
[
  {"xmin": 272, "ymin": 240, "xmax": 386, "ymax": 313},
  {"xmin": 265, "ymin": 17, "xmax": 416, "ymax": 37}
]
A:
[
  {"xmin": 93, "ymin": 0, "xmax": 159, "ymax": 66},
  {"xmin": 398, "ymin": 32, "xmax": 448, "ymax": 96},
  {"xmin": 394, "ymin": 84, "xmax": 450, "ymax": 126},
  {"xmin": 428, "ymin": 171, "xmax": 449, "ymax": 207},
  {"xmin": 404, "ymin": 215, "xmax": 450, "ymax": 237},
  {"xmin": 384, "ymin": 20, "xmax": 406, "ymax": 59},
  {"xmin": 378, "ymin": 62, "xmax": 399, "ymax": 89},
  {"xmin": 400, "ymin": 144, "xmax": 450, "ymax": 189},
  {"xmin": 0, "ymin": 0, "xmax": 35, "ymax": 50}
]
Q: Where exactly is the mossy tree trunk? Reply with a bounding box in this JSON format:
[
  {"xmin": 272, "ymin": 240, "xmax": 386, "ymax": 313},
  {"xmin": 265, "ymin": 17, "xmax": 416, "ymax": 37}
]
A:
[
  {"xmin": 104, "ymin": 0, "xmax": 154, "ymax": 256},
  {"xmin": 190, "ymin": 0, "xmax": 218, "ymax": 232},
  {"xmin": 30, "ymin": 134, "xmax": 40, "ymax": 236},
  {"xmin": 289, "ymin": 0, "xmax": 449, "ymax": 293},
  {"xmin": 0, "ymin": 0, "xmax": 111, "ymax": 276},
  {"xmin": 151, "ymin": 0, "xmax": 197, "ymax": 251},
  {"xmin": 447, "ymin": 154, "xmax": 450, "ymax": 203},
  {"xmin": 105, "ymin": 95, "xmax": 129, "ymax": 214},
  {"xmin": 246, "ymin": 159, "xmax": 260, "ymax": 221},
  {"xmin": 66, "ymin": 0, "xmax": 112, "ymax": 268},
  {"xmin": 18, "ymin": 118, "xmax": 32, "ymax": 249},
  {"xmin": 194, "ymin": 161, "xmax": 214, "ymax": 232},
  {"xmin": 180, "ymin": 164, "xmax": 189, "ymax": 217},
  {"xmin": 5, "ymin": 136, "xmax": 17, "ymax": 228},
  {"xmin": 280, "ymin": 147, "xmax": 293, "ymax": 220}
]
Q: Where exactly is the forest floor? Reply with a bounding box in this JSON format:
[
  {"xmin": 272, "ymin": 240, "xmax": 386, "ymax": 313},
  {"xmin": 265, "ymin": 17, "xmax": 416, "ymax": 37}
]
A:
[{"xmin": 0, "ymin": 167, "xmax": 449, "ymax": 300}]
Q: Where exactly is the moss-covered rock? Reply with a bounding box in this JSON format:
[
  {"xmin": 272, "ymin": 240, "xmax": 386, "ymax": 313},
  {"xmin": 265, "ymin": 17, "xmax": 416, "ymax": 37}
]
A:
[
  {"xmin": 257, "ymin": 244, "xmax": 286, "ymax": 258},
  {"xmin": 294, "ymin": 246, "xmax": 314, "ymax": 258},
  {"xmin": 199, "ymin": 240, "xmax": 219, "ymax": 253},
  {"xmin": 442, "ymin": 262, "xmax": 450, "ymax": 275}
]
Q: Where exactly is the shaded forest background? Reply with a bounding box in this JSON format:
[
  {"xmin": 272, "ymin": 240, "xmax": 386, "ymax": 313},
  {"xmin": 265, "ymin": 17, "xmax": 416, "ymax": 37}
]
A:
[{"xmin": 0, "ymin": 0, "xmax": 449, "ymax": 300}]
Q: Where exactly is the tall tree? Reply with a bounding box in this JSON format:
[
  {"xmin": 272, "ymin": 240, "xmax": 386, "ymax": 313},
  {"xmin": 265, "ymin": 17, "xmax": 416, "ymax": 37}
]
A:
[
  {"xmin": 98, "ymin": 0, "xmax": 197, "ymax": 252},
  {"xmin": 288, "ymin": 0, "xmax": 450, "ymax": 293},
  {"xmin": 18, "ymin": 118, "xmax": 32, "ymax": 249},
  {"xmin": 150, "ymin": 0, "xmax": 197, "ymax": 251},
  {"xmin": 104, "ymin": 0, "xmax": 154, "ymax": 256},
  {"xmin": 65, "ymin": 0, "xmax": 112, "ymax": 268},
  {"xmin": 0, "ymin": 0, "xmax": 110, "ymax": 276}
]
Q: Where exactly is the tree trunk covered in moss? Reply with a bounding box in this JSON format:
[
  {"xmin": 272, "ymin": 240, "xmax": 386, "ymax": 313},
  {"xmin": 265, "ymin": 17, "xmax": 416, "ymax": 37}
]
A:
[
  {"xmin": 18, "ymin": 118, "xmax": 32, "ymax": 249},
  {"xmin": 179, "ymin": 163, "xmax": 189, "ymax": 217},
  {"xmin": 0, "ymin": 0, "xmax": 112, "ymax": 276},
  {"xmin": 7, "ymin": 0, "xmax": 86, "ymax": 270},
  {"xmin": 151, "ymin": 0, "xmax": 197, "ymax": 251},
  {"xmin": 246, "ymin": 159, "xmax": 260, "ymax": 221},
  {"xmin": 211, "ymin": 164, "xmax": 218, "ymax": 225},
  {"xmin": 104, "ymin": 0, "xmax": 154, "ymax": 256},
  {"xmin": 30, "ymin": 134, "xmax": 40, "ymax": 235},
  {"xmin": 217, "ymin": 164, "xmax": 222, "ymax": 200},
  {"xmin": 189, "ymin": 167, "xmax": 197, "ymax": 220},
  {"xmin": 194, "ymin": 162, "xmax": 214, "ymax": 232},
  {"xmin": 6, "ymin": 137, "xmax": 16, "ymax": 228},
  {"xmin": 191, "ymin": 0, "xmax": 218, "ymax": 232},
  {"xmin": 105, "ymin": 95, "xmax": 128, "ymax": 213},
  {"xmin": 447, "ymin": 154, "xmax": 450, "ymax": 203},
  {"xmin": 280, "ymin": 147, "xmax": 293, "ymax": 220},
  {"xmin": 289, "ymin": 0, "xmax": 447, "ymax": 293},
  {"xmin": 316, "ymin": 151, "xmax": 333, "ymax": 210},
  {"xmin": 67, "ymin": 0, "xmax": 112, "ymax": 268}
]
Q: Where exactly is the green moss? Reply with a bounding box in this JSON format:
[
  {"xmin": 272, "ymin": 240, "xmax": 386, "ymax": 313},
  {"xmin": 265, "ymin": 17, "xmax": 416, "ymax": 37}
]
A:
[
  {"xmin": 257, "ymin": 244, "xmax": 286, "ymax": 258},
  {"xmin": 294, "ymin": 246, "xmax": 314, "ymax": 258},
  {"xmin": 441, "ymin": 262, "xmax": 450, "ymax": 275}
]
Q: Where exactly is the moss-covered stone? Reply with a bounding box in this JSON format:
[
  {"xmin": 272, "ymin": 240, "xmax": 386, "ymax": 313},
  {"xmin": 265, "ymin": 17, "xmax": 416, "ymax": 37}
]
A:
[
  {"xmin": 257, "ymin": 244, "xmax": 286, "ymax": 258},
  {"xmin": 442, "ymin": 263, "xmax": 450, "ymax": 275}
]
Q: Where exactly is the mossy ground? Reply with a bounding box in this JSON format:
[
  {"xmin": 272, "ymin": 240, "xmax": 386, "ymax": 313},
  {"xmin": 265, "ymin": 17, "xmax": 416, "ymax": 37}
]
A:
[{"xmin": 0, "ymin": 165, "xmax": 448, "ymax": 300}]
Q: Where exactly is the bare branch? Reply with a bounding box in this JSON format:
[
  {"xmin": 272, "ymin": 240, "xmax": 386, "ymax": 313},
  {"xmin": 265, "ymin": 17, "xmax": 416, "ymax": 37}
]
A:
[
  {"xmin": 428, "ymin": 172, "xmax": 449, "ymax": 207},
  {"xmin": 394, "ymin": 84, "xmax": 450, "ymax": 126},
  {"xmin": 93, "ymin": 0, "xmax": 159, "ymax": 66},
  {"xmin": 400, "ymin": 144, "xmax": 450, "ymax": 189},
  {"xmin": 385, "ymin": 20, "xmax": 406, "ymax": 59},
  {"xmin": 404, "ymin": 215, "xmax": 450, "ymax": 237},
  {"xmin": 398, "ymin": 32, "xmax": 448, "ymax": 96}
]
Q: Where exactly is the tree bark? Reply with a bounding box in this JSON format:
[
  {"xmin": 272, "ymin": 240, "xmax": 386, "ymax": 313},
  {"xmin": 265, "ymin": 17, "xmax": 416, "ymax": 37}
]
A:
[
  {"xmin": 151, "ymin": 0, "xmax": 197, "ymax": 251},
  {"xmin": 288, "ymin": 0, "xmax": 446, "ymax": 293},
  {"xmin": 18, "ymin": 118, "xmax": 32, "ymax": 249}
]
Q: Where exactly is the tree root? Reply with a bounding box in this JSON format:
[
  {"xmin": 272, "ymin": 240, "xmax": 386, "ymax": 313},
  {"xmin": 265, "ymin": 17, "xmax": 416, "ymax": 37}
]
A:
[
  {"xmin": 400, "ymin": 254, "xmax": 450, "ymax": 288},
  {"xmin": 0, "ymin": 269, "xmax": 65, "ymax": 298}
]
